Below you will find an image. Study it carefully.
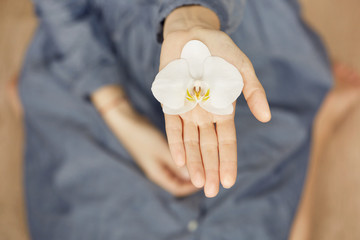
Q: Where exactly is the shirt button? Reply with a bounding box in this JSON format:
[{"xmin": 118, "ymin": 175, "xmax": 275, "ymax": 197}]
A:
[{"xmin": 187, "ymin": 220, "xmax": 198, "ymax": 232}]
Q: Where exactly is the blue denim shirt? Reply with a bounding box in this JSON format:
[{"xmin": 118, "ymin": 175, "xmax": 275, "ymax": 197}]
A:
[{"xmin": 21, "ymin": 0, "xmax": 331, "ymax": 239}]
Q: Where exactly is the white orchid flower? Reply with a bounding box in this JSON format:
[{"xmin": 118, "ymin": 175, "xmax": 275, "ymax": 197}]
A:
[{"xmin": 151, "ymin": 40, "xmax": 244, "ymax": 115}]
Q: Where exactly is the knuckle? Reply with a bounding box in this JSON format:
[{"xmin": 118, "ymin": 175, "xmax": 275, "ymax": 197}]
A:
[
  {"xmin": 184, "ymin": 139, "xmax": 198, "ymax": 146},
  {"xmin": 187, "ymin": 160, "xmax": 203, "ymax": 168},
  {"xmin": 168, "ymin": 140, "xmax": 183, "ymax": 145},
  {"xmin": 188, "ymin": 164, "xmax": 204, "ymax": 175},
  {"xmin": 204, "ymin": 168, "xmax": 219, "ymax": 175},
  {"xmin": 219, "ymin": 139, "xmax": 236, "ymax": 146},
  {"xmin": 200, "ymin": 142, "xmax": 218, "ymax": 148},
  {"xmin": 165, "ymin": 124, "xmax": 182, "ymax": 132}
]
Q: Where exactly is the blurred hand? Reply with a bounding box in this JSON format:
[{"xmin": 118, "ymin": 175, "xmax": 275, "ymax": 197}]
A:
[
  {"xmin": 119, "ymin": 114, "xmax": 199, "ymax": 197},
  {"xmin": 160, "ymin": 6, "xmax": 271, "ymax": 197},
  {"xmin": 92, "ymin": 86, "xmax": 199, "ymax": 197}
]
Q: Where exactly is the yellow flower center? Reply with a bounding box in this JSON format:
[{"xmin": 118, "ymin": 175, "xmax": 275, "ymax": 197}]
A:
[{"xmin": 186, "ymin": 87, "xmax": 210, "ymax": 102}]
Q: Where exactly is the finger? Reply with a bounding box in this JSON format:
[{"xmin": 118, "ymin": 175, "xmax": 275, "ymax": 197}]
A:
[
  {"xmin": 147, "ymin": 163, "xmax": 198, "ymax": 197},
  {"xmin": 242, "ymin": 68, "xmax": 271, "ymax": 123},
  {"xmin": 216, "ymin": 118, "xmax": 237, "ymax": 189},
  {"xmin": 203, "ymin": 34, "xmax": 271, "ymax": 123},
  {"xmin": 165, "ymin": 114, "xmax": 186, "ymax": 167},
  {"xmin": 183, "ymin": 121, "xmax": 205, "ymax": 188},
  {"xmin": 229, "ymin": 54, "xmax": 271, "ymax": 123},
  {"xmin": 199, "ymin": 123, "xmax": 220, "ymax": 198}
]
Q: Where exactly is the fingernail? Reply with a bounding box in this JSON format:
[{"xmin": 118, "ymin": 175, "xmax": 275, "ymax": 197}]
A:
[
  {"xmin": 222, "ymin": 175, "xmax": 235, "ymax": 189},
  {"xmin": 205, "ymin": 183, "xmax": 218, "ymax": 198},
  {"xmin": 263, "ymin": 109, "xmax": 272, "ymax": 122},
  {"xmin": 192, "ymin": 172, "xmax": 204, "ymax": 188}
]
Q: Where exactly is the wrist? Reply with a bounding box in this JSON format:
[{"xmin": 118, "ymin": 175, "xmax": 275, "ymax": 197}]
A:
[
  {"xmin": 163, "ymin": 5, "xmax": 220, "ymax": 40},
  {"xmin": 91, "ymin": 85, "xmax": 127, "ymax": 115},
  {"xmin": 91, "ymin": 85, "xmax": 143, "ymax": 124}
]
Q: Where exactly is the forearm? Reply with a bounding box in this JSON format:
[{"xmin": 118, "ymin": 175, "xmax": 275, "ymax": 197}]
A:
[
  {"xmin": 91, "ymin": 85, "xmax": 135, "ymax": 128},
  {"xmin": 91, "ymin": 85, "xmax": 147, "ymax": 155},
  {"xmin": 0, "ymin": 0, "xmax": 34, "ymax": 239},
  {"xmin": 0, "ymin": 83, "xmax": 28, "ymax": 240}
]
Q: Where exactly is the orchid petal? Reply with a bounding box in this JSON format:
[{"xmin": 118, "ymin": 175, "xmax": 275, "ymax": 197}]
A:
[
  {"xmin": 181, "ymin": 40, "xmax": 211, "ymax": 80},
  {"xmin": 202, "ymin": 57, "xmax": 244, "ymax": 109},
  {"xmin": 151, "ymin": 59, "xmax": 192, "ymax": 109}
]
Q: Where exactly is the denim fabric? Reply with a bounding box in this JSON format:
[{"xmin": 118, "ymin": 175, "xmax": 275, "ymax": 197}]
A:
[
  {"xmin": 20, "ymin": 0, "xmax": 332, "ymax": 239},
  {"xmin": 156, "ymin": 0, "xmax": 246, "ymax": 41}
]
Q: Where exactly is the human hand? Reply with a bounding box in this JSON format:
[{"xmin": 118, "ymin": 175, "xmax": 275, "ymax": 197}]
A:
[
  {"xmin": 160, "ymin": 6, "xmax": 271, "ymax": 197},
  {"xmin": 120, "ymin": 114, "xmax": 199, "ymax": 197},
  {"xmin": 92, "ymin": 85, "xmax": 199, "ymax": 197}
]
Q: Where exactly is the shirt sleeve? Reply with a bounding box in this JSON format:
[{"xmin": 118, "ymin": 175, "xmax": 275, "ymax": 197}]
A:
[
  {"xmin": 32, "ymin": 0, "xmax": 122, "ymax": 99},
  {"xmin": 157, "ymin": 0, "xmax": 246, "ymax": 42}
]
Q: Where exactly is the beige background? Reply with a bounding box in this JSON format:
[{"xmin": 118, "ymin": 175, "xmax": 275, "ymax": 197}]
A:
[
  {"xmin": 0, "ymin": 0, "xmax": 359, "ymax": 239},
  {"xmin": 301, "ymin": 0, "xmax": 360, "ymax": 72}
]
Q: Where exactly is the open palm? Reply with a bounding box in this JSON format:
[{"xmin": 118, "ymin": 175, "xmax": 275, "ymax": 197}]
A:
[{"xmin": 160, "ymin": 28, "xmax": 271, "ymax": 197}]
